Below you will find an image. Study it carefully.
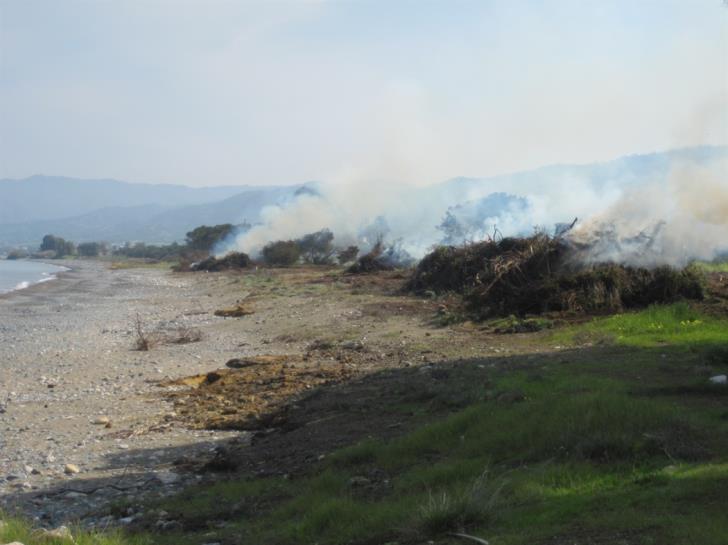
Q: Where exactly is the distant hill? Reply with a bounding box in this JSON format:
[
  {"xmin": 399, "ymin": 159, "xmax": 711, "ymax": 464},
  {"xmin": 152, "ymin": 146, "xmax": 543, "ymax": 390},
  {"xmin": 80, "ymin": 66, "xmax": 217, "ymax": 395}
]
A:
[
  {"xmin": 0, "ymin": 177, "xmax": 301, "ymax": 246},
  {"xmin": 1, "ymin": 146, "xmax": 725, "ymax": 248},
  {"xmin": 0, "ymin": 175, "xmax": 276, "ymax": 224},
  {"xmin": 432, "ymin": 145, "xmax": 728, "ymax": 204}
]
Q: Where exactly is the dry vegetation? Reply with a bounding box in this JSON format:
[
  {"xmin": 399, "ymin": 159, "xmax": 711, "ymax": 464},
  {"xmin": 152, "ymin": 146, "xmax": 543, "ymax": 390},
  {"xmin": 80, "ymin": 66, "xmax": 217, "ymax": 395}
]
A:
[
  {"xmin": 408, "ymin": 234, "xmax": 705, "ymax": 318},
  {"xmin": 133, "ymin": 314, "xmax": 203, "ymax": 351}
]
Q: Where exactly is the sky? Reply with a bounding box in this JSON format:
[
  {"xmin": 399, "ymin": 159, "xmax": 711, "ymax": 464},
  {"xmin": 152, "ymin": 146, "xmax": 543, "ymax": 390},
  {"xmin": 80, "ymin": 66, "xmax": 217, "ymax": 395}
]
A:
[{"xmin": 0, "ymin": 0, "xmax": 726, "ymax": 187}]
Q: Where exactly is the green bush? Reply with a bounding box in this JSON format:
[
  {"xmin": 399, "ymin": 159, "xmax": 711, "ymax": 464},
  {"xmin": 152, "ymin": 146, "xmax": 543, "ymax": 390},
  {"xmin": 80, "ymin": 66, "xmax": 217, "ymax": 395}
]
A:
[{"xmin": 262, "ymin": 240, "xmax": 301, "ymax": 267}]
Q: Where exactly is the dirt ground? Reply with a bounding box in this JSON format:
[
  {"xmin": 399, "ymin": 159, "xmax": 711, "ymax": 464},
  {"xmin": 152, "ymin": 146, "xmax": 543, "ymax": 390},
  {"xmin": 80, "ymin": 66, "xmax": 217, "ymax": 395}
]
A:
[
  {"xmin": 1, "ymin": 262, "xmax": 540, "ymax": 526},
  {"xmin": 152, "ymin": 267, "xmax": 552, "ymax": 479}
]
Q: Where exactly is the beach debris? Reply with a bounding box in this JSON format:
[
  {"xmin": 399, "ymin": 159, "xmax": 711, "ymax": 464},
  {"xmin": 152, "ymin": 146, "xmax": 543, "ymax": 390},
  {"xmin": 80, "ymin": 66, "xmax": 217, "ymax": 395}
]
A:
[
  {"xmin": 63, "ymin": 463, "xmax": 80, "ymax": 475},
  {"xmin": 91, "ymin": 416, "xmax": 110, "ymax": 425},
  {"xmin": 709, "ymin": 374, "xmax": 727, "ymax": 385},
  {"xmin": 214, "ymin": 302, "xmax": 254, "ymax": 317},
  {"xmin": 225, "ymin": 357, "xmax": 264, "ymax": 369},
  {"xmin": 346, "ymin": 241, "xmax": 395, "ymax": 274}
]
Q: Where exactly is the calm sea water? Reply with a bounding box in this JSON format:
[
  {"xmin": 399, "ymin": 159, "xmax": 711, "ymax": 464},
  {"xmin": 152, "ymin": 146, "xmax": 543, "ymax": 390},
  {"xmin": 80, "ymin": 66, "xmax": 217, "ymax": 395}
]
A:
[{"xmin": 0, "ymin": 260, "xmax": 67, "ymax": 294}]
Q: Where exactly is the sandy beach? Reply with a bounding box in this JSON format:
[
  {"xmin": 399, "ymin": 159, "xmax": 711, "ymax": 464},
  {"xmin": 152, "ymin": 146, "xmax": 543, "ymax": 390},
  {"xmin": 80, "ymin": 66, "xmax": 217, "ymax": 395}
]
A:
[
  {"xmin": 0, "ymin": 261, "xmax": 248, "ymax": 525},
  {"xmin": 0, "ymin": 260, "xmax": 457, "ymax": 528}
]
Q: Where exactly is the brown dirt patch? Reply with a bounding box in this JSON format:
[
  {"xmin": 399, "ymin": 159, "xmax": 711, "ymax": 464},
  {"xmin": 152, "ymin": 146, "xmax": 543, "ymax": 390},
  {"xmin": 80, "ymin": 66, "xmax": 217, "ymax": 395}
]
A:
[{"xmin": 160, "ymin": 355, "xmax": 354, "ymax": 431}]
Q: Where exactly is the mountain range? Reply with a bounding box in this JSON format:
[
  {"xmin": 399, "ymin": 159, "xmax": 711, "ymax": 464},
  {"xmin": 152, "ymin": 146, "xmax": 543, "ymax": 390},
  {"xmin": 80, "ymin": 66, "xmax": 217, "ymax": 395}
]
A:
[
  {"xmin": 1, "ymin": 146, "xmax": 725, "ymax": 248},
  {"xmin": 0, "ymin": 177, "xmax": 302, "ymax": 246}
]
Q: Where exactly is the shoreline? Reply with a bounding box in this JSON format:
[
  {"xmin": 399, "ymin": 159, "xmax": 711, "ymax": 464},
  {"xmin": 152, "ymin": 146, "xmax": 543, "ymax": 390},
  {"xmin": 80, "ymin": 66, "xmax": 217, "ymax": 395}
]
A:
[
  {"xmin": 0, "ymin": 259, "xmax": 73, "ymax": 299},
  {"xmin": 0, "ymin": 260, "xmax": 243, "ymax": 525}
]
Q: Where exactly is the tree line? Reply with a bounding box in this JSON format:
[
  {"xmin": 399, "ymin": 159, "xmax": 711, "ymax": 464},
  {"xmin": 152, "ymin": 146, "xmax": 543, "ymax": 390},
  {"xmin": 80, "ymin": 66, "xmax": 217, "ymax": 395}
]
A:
[
  {"xmin": 7, "ymin": 223, "xmax": 364, "ymax": 268},
  {"xmin": 4, "ymin": 224, "xmax": 239, "ymax": 260}
]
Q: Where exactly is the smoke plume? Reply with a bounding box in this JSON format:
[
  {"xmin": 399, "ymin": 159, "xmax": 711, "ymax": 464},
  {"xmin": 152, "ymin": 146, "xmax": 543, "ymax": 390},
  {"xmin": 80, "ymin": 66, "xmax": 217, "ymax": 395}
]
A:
[{"xmin": 220, "ymin": 148, "xmax": 728, "ymax": 267}]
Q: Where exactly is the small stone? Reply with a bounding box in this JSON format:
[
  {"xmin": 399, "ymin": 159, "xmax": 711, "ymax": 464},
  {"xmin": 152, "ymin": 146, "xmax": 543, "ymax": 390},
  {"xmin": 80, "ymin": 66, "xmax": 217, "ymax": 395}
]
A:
[
  {"xmin": 64, "ymin": 463, "xmax": 80, "ymax": 474},
  {"xmin": 709, "ymin": 375, "xmax": 727, "ymax": 385},
  {"xmin": 64, "ymin": 491, "xmax": 87, "ymax": 499},
  {"xmin": 155, "ymin": 471, "xmax": 179, "ymax": 485},
  {"xmin": 23, "ymin": 464, "xmax": 34, "ymax": 474},
  {"xmin": 497, "ymin": 390, "xmax": 526, "ymax": 404},
  {"xmin": 92, "ymin": 416, "xmax": 110, "ymax": 425},
  {"xmin": 41, "ymin": 525, "xmax": 73, "ymax": 539},
  {"xmin": 348, "ymin": 476, "xmax": 371, "ymax": 487},
  {"xmin": 341, "ymin": 340, "xmax": 364, "ymax": 351}
]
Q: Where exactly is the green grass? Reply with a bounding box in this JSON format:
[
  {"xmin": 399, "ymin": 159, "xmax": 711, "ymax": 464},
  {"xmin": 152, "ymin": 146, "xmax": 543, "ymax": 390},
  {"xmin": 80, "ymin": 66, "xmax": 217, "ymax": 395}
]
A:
[
  {"xmin": 9, "ymin": 342, "xmax": 728, "ymax": 545},
  {"xmin": 693, "ymin": 260, "xmax": 728, "ymax": 273},
  {"xmin": 551, "ymin": 302, "xmax": 728, "ymax": 348},
  {"xmin": 8, "ymin": 303, "xmax": 728, "ymax": 545},
  {"xmin": 108, "ymin": 259, "xmax": 177, "ymax": 270},
  {"xmin": 141, "ymin": 354, "xmax": 728, "ymax": 545},
  {"xmin": 0, "ymin": 516, "xmax": 151, "ymax": 545}
]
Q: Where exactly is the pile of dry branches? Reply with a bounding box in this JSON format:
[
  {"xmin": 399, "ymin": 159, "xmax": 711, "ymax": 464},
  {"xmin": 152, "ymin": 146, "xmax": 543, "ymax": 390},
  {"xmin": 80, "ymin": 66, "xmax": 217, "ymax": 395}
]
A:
[{"xmin": 408, "ymin": 234, "xmax": 704, "ymax": 318}]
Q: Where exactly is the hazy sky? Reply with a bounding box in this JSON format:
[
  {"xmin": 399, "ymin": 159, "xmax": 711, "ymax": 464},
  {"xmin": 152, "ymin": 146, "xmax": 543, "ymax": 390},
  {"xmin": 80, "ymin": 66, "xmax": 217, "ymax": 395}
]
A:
[{"xmin": 1, "ymin": 0, "xmax": 726, "ymax": 186}]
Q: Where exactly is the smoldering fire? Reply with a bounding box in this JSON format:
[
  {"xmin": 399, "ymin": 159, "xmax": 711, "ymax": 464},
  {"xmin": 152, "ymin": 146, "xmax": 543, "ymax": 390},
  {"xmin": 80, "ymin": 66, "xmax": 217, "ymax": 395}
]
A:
[{"xmin": 216, "ymin": 149, "xmax": 728, "ymax": 268}]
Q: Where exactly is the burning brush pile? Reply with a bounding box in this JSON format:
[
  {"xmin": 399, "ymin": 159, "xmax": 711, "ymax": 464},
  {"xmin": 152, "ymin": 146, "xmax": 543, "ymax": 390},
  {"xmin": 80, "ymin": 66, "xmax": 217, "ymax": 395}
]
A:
[
  {"xmin": 190, "ymin": 251, "xmax": 251, "ymax": 272},
  {"xmin": 408, "ymin": 233, "xmax": 704, "ymax": 319}
]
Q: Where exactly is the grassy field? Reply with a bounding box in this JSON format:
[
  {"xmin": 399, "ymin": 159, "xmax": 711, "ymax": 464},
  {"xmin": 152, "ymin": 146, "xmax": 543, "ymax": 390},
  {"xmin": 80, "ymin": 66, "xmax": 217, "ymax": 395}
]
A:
[
  {"xmin": 551, "ymin": 302, "xmax": 728, "ymax": 348},
  {"xmin": 107, "ymin": 259, "xmax": 178, "ymax": 270},
  {"xmin": 0, "ymin": 516, "xmax": 150, "ymax": 545},
  {"xmin": 693, "ymin": 260, "xmax": 728, "ymax": 274},
  {"xmin": 143, "ymin": 303, "xmax": 727, "ymax": 544},
  {"xmin": 4, "ymin": 301, "xmax": 727, "ymax": 545}
]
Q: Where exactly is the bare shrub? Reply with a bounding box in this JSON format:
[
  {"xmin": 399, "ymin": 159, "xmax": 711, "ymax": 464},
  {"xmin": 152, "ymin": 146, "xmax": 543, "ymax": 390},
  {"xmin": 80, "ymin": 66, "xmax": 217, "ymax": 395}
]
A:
[{"xmin": 133, "ymin": 314, "xmax": 158, "ymax": 351}]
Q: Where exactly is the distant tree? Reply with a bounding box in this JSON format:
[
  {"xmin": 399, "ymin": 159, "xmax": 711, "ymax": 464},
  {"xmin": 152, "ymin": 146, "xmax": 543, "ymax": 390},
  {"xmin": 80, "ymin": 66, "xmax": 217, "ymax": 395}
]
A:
[
  {"xmin": 113, "ymin": 242, "xmax": 183, "ymax": 261},
  {"xmin": 185, "ymin": 224, "xmax": 234, "ymax": 254},
  {"xmin": 6, "ymin": 248, "xmax": 29, "ymax": 260},
  {"xmin": 40, "ymin": 234, "xmax": 60, "ymax": 252},
  {"xmin": 39, "ymin": 234, "xmax": 75, "ymax": 258},
  {"xmin": 337, "ymin": 245, "xmax": 359, "ymax": 265},
  {"xmin": 437, "ymin": 211, "xmax": 466, "ymax": 245},
  {"xmin": 56, "ymin": 239, "xmax": 75, "ymax": 258},
  {"xmin": 261, "ymin": 240, "xmax": 301, "ymax": 267},
  {"xmin": 77, "ymin": 242, "xmax": 106, "ymax": 257},
  {"xmin": 297, "ymin": 229, "xmax": 335, "ymax": 264}
]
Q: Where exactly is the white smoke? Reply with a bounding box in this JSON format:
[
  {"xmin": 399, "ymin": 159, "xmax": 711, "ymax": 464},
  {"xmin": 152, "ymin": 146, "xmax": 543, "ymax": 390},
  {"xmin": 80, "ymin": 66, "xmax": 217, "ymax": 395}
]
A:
[
  {"xmin": 221, "ymin": 149, "xmax": 728, "ymax": 267},
  {"xmin": 224, "ymin": 179, "xmax": 450, "ymax": 258},
  {"xmin": 570, "ymin": 159, "xmax": 728, "ymax": 266}
]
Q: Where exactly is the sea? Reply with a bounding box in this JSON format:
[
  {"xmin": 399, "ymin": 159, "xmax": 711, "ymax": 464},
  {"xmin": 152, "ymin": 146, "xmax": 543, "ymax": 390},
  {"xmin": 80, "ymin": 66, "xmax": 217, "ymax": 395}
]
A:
[{"xmin": 0, "ymin": 260, "xmax": 67, "ymax": 294}]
